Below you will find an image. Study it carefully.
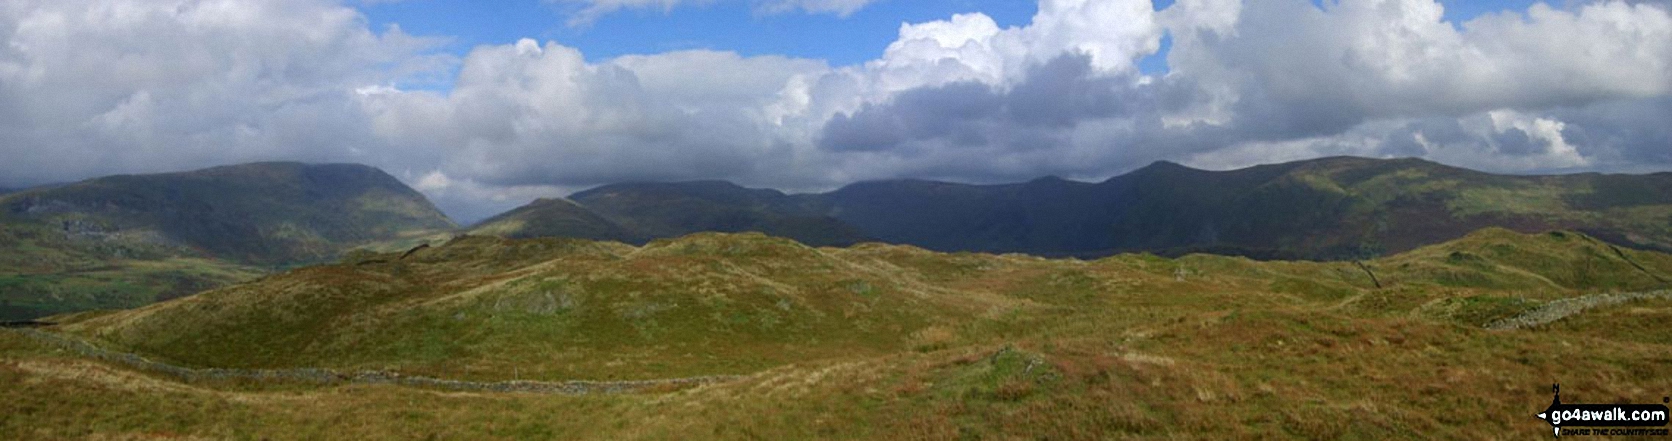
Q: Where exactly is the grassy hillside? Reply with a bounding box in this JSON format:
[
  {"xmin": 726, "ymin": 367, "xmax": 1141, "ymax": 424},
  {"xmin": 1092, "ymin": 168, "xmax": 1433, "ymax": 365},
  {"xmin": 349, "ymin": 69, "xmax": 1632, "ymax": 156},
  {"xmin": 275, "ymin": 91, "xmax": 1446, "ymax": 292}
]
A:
[
  {"xmin": 1250, "ymin": 157, "xmax": 1672, "ymax": 256},
  {"xmin": 469, "ymin": 197, "xmax": 636, "ymax": 242},
  {"xmin": 0, "ymin": 206, "xmax": 271, "ymax": 320},
  {"xmin": 0, "ymin": 162, "xmax": 456, "ymax": 264},
  {"xmin": 5, "ymin": 228, "xmax": 1666, "ymax": 439},
  {"xmin": 61, "ymin": 233, "xmax": 1026, "ymax": 380},
  {"xmin": 0, "ymin": 258, "xmax": 262, "ymax": 320},
  {"xmin": 0, "ymin": 162, "xmax": 458, "ymax": 319}
]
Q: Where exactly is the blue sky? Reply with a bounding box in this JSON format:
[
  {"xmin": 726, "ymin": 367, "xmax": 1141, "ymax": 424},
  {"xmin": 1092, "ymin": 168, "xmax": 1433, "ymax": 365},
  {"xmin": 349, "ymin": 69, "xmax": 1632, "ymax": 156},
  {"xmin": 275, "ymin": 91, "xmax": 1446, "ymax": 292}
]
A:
[
  {"xmin": 363, "ymin": 0, "xmax": 1544, "ymax": 78},
  {"xmin": 362, "ymin": 1, "xmax": 1041, "ymax": 67}
]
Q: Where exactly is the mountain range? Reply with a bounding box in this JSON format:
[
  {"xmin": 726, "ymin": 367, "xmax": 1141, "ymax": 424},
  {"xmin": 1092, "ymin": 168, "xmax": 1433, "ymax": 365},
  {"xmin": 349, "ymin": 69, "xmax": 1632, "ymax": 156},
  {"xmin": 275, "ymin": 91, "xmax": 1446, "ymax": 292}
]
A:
[
  {"xmin": 5, "ymin": 155, "xmax": 1672, "ymax": 319},
  {"xmin": 480, "ymin": 156, "xmax": 1672, "ymax": 259}
]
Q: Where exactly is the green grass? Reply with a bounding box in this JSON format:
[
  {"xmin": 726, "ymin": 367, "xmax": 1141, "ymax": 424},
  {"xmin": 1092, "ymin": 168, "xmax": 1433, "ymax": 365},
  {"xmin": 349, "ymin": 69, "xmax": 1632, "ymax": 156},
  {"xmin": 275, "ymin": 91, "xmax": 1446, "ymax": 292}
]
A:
[
  {"xmin": 0, "ymin": 162, "xmax": 460, "ymax": 320},
  {"xmin": 0, "ymin": 257, "xmax": 263, "ymax": 320},
  {"xmin": 5, "ymin": 228, "xmax": 1671, "ymax": 439},
  {"xmin": 1447, "ymin": 184, "xmax": 1572, "ymax": 218}
]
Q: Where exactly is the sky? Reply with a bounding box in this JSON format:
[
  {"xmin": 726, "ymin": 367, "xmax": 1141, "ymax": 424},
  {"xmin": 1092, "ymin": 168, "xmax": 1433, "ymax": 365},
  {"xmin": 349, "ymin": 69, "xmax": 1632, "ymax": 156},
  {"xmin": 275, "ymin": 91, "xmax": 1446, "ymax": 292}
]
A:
[{"xmin": 2, "ymin": 0, "xmax": 1671, "ymax": 223}]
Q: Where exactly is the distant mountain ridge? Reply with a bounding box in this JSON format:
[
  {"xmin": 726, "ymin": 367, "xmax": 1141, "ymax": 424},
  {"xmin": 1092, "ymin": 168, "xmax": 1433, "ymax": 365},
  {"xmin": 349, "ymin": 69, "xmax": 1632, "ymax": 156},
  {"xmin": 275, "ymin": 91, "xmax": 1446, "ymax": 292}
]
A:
[
  {"xmin": 470, "ymin": 180, "xmax": 871, "ymax": 248},
  {"xmin": 0, "ymin": 162, "xmax": 456, "ymax": 319},
  {"xmin": 2, "ymin": 162, "xmax": 456, "ymax": 264},
  {"xmin": 9, "ymin": 156, "xmax": 1672, "ymax": 319},
  {"xmin": 476, "ymin": 156, "xmax": 1672, "ymax": 259}
]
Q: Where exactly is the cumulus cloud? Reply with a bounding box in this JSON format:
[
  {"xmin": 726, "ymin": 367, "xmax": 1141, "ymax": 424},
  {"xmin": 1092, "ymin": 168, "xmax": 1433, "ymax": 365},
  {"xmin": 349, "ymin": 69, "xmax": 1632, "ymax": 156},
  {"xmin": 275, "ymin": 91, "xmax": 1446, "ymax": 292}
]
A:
[
  {"xmin": 842, "ymin": 0, "xmax": 1162, "ymax": 98},
  {"xmin": 363, "ymin": 0, "xmax": 1172, "ymax": 197},
  {"xmin": 1174, "ymin": 0, "xmax": 1671, "ymax": 122},
  {"xmin": 1161, "ymin": 0, "xmax": 1671, "ymax": 173},
  {"xmin": 359, "ymin": 42, "xmax": 827, "ymax": 189},
  {"xmin": 809, "ymin": 0, "xmax": 1672, "ymax": 182},
  {"xmin": 0, "ymin": 0, "xmax": 451, "ymax": 185},
  {"xmin": 3, "ymin": 0, "xmax": 1672, "ymax": 223}
]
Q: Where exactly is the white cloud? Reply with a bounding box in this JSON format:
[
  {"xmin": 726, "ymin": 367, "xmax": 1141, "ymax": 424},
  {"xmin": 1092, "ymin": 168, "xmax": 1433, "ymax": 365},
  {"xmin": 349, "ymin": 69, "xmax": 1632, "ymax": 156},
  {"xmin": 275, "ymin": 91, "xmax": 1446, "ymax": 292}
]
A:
[
  {"xmin": 860, "ymin": 0, "xmax": 1161, "ymax": 93},
  {"xmin": 358, "ymin": 39, "xmax": 829, "ymax": 193},
  {"xmin": 0, "ymin": 0, "xmax": 451, "ymax": 185},
  {"xmin": 1165, "ymin": 0, "xmax": 1672, "ymax": 123},
  {"xmin": 1145, "ymin": 0, "xmax": 1670, "ymax": 175},
  {"xmin": 357, "ymin": 0, "xmax": 1173, "ymax": 197},
  {"xmin": 4, "ymin": 0, "xmax": 1672, "ymax": 223},
  {"xmin": 1180, "ymin": 110, "xmax": 1594, "ymax": 175}
]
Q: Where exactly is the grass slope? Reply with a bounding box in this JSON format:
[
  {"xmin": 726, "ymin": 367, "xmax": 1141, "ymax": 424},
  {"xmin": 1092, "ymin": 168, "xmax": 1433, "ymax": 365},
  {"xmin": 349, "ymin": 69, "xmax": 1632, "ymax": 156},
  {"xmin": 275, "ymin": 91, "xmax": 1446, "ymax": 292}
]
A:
[
  {"xmin": 0, "ymin": 162, "xmax": 457, "ymax": 319},
  {"xmin": 0, "ymin": 162, "xmax": 456, "ymax": 265},
  {"xmin": 0, "ymin": 258, "xmax": 262, "ymax": 320},
  {"xmin": 3, "ymin": 228, "xmax": 1667, "ymax": 439},
  {"xmin": 62, "ymin": 233, "xmax": 1025, "ymax": 380},
  {"xmin": 469, "ymin": 197, "xmax": 635, "ymax": 242}
]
